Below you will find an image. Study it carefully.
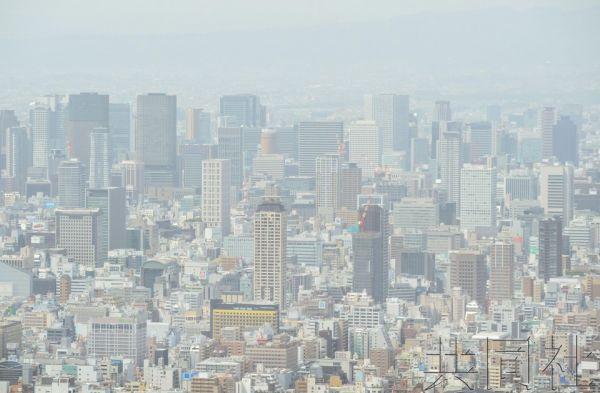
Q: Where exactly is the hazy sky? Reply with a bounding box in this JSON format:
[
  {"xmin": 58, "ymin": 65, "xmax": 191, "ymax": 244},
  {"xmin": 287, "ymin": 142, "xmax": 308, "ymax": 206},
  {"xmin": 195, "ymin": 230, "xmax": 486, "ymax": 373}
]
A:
[{"xmin": 2, "ymin": 0, "xmax": 598, "ymax": 36}]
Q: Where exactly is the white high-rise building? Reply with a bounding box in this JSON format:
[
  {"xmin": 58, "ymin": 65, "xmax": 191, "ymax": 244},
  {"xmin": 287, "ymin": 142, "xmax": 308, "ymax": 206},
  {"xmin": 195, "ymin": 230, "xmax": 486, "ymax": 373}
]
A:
[
  {"xmin": 253, "ymin": 199, "xmax": 287, "ymax": 309},
  {"xmin": 459, "ymin": 164, "xmax": 497, "ymax": 233},
  {"xmin": 30, "ymin": 106, "xmax": 51, "ymax": 171},
  {"xmin": 88, "ymin": 315, "xmax": 147, "ymax": 366},
  {"xmin": 315, "ymin": 154, "xmax": 341, "ymax": 221},
  {"xmin": 364, "ymin": 94, "xmax": 410, "ymax": 152},
  {"xmin": 201, "ymin": 159, "xmax": 231, "ymax": 236},
  {"xmin": 55, "ymin": 208, "xmax": 104, "ymax": 267},
  {"xmin": 57, "ymin": 159, "xmax": 86, "ymax": 208},
  {"xmin": 539, "ymin": 164, "xmax": 573, "ymax": 223},
  {"xmin": 540, "ymin": 107, "xmax": 556, "ymax": 159},
  {"xmin": 297, "ymin": 122, "xmax": 343, "ymax": 177},
  {"xmin": 348, "ymin": 120, "xmax": 381, "ymax": 178},
  {"xmin": 89, "ymin": 127, "xmax": 111, "ymax": 189},
  {"xmin": 438, "ymin": 131, "xmax": 462, "ymax": 207}
]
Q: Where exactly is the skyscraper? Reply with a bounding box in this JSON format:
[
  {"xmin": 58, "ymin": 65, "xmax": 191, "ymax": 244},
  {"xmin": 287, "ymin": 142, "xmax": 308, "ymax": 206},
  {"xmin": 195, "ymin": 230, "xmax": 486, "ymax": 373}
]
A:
[
  {"xmin": 135, "ymin": 93, "xmax": 177, "ymax": 187},
  {"xmin": 179, "ymin": 142, "xmax": 215, "ymax": 190},
  {"xmin": 86, "ymin": 187, "xmax": 126, "ymax": 254},
  {"xmin": 540, "ymin": 106, "xmax": 556, "ymax": 159},
  {"xmin": 297, "ymin": 122, "xmax": 343, "ymax": 177},
  {"xmin": 433, "ymin": 100, "xmax": 452, "ymax": 122},
  {"xmin": 438, "ymin": 131, "xmax": 462, "ymax": 207},
  {"xmin": 4, "ymin": 127, "xmax": 29, "ymax": 193},
  {"xmin": 57, "ymin": 159, "xmax": 85, "ymax": 208},
  {"xmin": 489, "ymin": 241, "xmax": 514, "ymax": 303},
  {"xmin": 253, "ymin": 199, "xmax": 287, "ymax": 309},
  {"xmin": 0, "ymin": 110, "xmax": 19, "ymax": 158},
  {"xmin": 201, "ymin": 159, "xmax": 231, "ymax": 236},
  {"xmin": 539, "ymin": 164, "xmax": 573, "ymax": 223},
  {"xmin": 55, "ymin": 208, "xmax": 104, "ymax": 267},
  {"xmin": 449, "ymin": 250, "xmax": 487, "ymax": 308},
  {"xmin": 538, "ymin": 217, "xmax": 563, "ymax": 281},
  {"xmin": 357, "ymin": 204, "xmax": 389, "ymax": 303},
  {"xmin": 466, "ymin": 121, "xmax": 492, "ymax": 163},
  {"xmin": 552, "ymin": 116, "xmax": 578, "ymax": 165},
  {"xmin": 219, "ymin": 94, "xmax": 263, "ymax": 128},
  {"xmin": 340, "ymin": 163, "xmax": 362, "ymax": 211},
  {"xmin": 65, "ymin": 93, "xmax": 109, "ymax": 168},
  {"xmin": 89, "ymin": 127, "xmax": 111, "ymax": 189},
  {"xmin": 186, "ymin": 108, "xmax": 211, "ymax": 143},
  {"xmin": 109, "ymin": 103, "xmax": 131, "ymax": 162},
  {"xmin": 348, "ymin": 120, "xmax": 381, "ymax": 179},
  {"xmin": 364, "ymin": 94, "xmax": 410, "ymax": 152},
  {"xmin": 352, "ymin": 231, "xmax": 383, "ymax": 301},
  {"xmin": 217, "ymin": 127, "xmax": 244, "ymax": 187},
  {"xmin": 315, "ymin": 154, "xmax": 341, "ymax": 221},
  {"xmin": 30, "ymin": 105, "xmax": 51, "ymax": 171},
  {"xmin": 459, "ymin": 164, "xmax": 497, "ymax": 233}
]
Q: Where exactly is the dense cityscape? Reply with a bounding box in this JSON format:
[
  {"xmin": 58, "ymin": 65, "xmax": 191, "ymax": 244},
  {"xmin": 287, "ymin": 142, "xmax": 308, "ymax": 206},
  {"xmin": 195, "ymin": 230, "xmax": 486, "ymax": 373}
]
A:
[{"xmin": 1, "ymin": 2, "xmax": 600, "ymax": 393}]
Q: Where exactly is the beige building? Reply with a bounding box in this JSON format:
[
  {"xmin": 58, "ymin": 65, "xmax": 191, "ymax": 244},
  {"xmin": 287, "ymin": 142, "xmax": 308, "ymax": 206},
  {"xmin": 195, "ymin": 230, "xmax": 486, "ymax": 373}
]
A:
[{"xmin": 253, "ymin": 199, "xmax": 287, "ymax": 309}]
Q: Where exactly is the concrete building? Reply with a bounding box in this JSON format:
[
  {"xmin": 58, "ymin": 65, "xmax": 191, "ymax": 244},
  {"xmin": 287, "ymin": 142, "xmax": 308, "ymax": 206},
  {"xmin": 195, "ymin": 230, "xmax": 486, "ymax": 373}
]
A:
[
  {"xmin": 55, "ymin": 208, "xmax": 104, "ymax": 267},
  {"xmin": 135, "ymin": 93, "xmax": 177, "ymax": 186},
  {"xmin": 253, "ymin": 199, "xmax": 287, "ymax": 309},
  {"xmin": 201, "ymin": 159, "xmax": 231, "ymax": 236},
  {"xmin": 348, "ymin": 120, "xmax": 381, "ymax": 178}
]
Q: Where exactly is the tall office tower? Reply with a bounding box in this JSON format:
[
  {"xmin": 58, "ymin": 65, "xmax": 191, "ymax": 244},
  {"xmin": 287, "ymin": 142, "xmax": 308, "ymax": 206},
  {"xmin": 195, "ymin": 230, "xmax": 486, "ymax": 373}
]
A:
[
  {"xmin": 348, "ymin": 120, "xmax": 381, "ymax": 179},
  {"xmin": 0, "ymin": 110, "xmax": 19, "ymax": 156},
  {"xmin": 433, "ymin": 100, "xmax": 452, "ymax": 122},
  {"xmin": 217, "ymin": 127, "xmax": 244, "ymax": 187},
  {"xmin": 489, "ymin": 241, "xmax": 514, "ymax": 303},
  {"xmin": 30, "ymin": 105, "xmax": 51, "ymax": 171},
  {"xmin": 552, "ymin": 116, "xmax": 578, "ymax": 165},
  {"xmin": 88, "ymin": 315, "xmax": 147, "ymax": 366},
  {"xmin": 260, "ymin": 129, "xmax": 278, "ymax": 154},
  {"xmin": 57, "ymin": 159, "xmax": 86, "ymax": 208},
  {"xmin": 186, "ymin": 108, "xmax": 211, "ymax": 143},
  {"xmin": 357, "ymin": 204, "xmax": 389, "ymax": 303},
  {"xmin": 219, "ymin": 94, "xmax": 263, "ymax": 128},
  {"xmin": 504, "ymin": 169, "xmax": 537, "ymax": 202},
  {"xmin": 297, "ymin": 122, "xmax": 344, "ymax": 177},
  {"xmin": 201, "ymin": 159, "xmax": 231, "ymax": 236},
  {"xmin": 55, "ymin": 208, "xmax": 104, "ymax": 267},
  {"xmin": 540, "ymin": 106, "xmax": 556, "ymax": 159},
  {"xmin": 253, "ymin": 199, "xmax": 287, "ymax": 309},
  {"xmin": 86, "ymin": 187, "xmax": 126, "ymax": 254},
  {"xmin": 89, "ymin": 127, "xmax": 111, "ymax": 189},
  {"xmin": 352, "ymin": 231, "xmax": 383, "ymax": 301},
  {"xmin": 120, "ymin": 160, "xmax": 144, "ymax": 202},
  {"xmin": 466, "ymin": 121, "xmax": 492, "ymax": 163},
  {"xmin": 65, "ymin": 93, "xmax": 109, "ymax": 168},
  {"xmin": 538, "ymin": 217, "xmax": 563, "ymax": 281},
  {"xmin": 410, "ymin": 137, "xmax": 429, "ymax": 171},
  {"xmin": 340, "ymin": 163, "xmax": 362, "ymax": 210},
  {"xmin": 364, "ymin": 94, "xmax": 410, "ymax": 152},
  {"xmin": 275, "ymin": 126, "xmax": 297, "ymax": 159},
  {"xmin": 459, "ymin": 164, "xmax": 497, "ymax": 233},
  {"xmin": 449, "ymin": 250, "xmax": 487, "ymax": 307},
  {"xmin": 315, "ymin": 154, "xmax": 341, "ymax": 221},
  {"xmin": 539, "ymin": 164, "xmax": 573, "ymax": 223},
  {"xmin": 109, "ymin": 103, "xmax": 131, "ymax": 162},
  {"xmin": 438, "ymin": 131, "xmax": 462, "ymax": 207},
  {"xmin": 36, "ymin": 95, "xmax": 67, "ymax": 151},
  {"xmin": 135, "ymin": 93, "xmax": 177, "ymax": 187},
  {"xmin": 4, "ymin": 127, "xmax": 29, "ymax": 193},
  {"xmin": 179, "ymin": 142, "xmax": 214, "ymax": 190}
]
